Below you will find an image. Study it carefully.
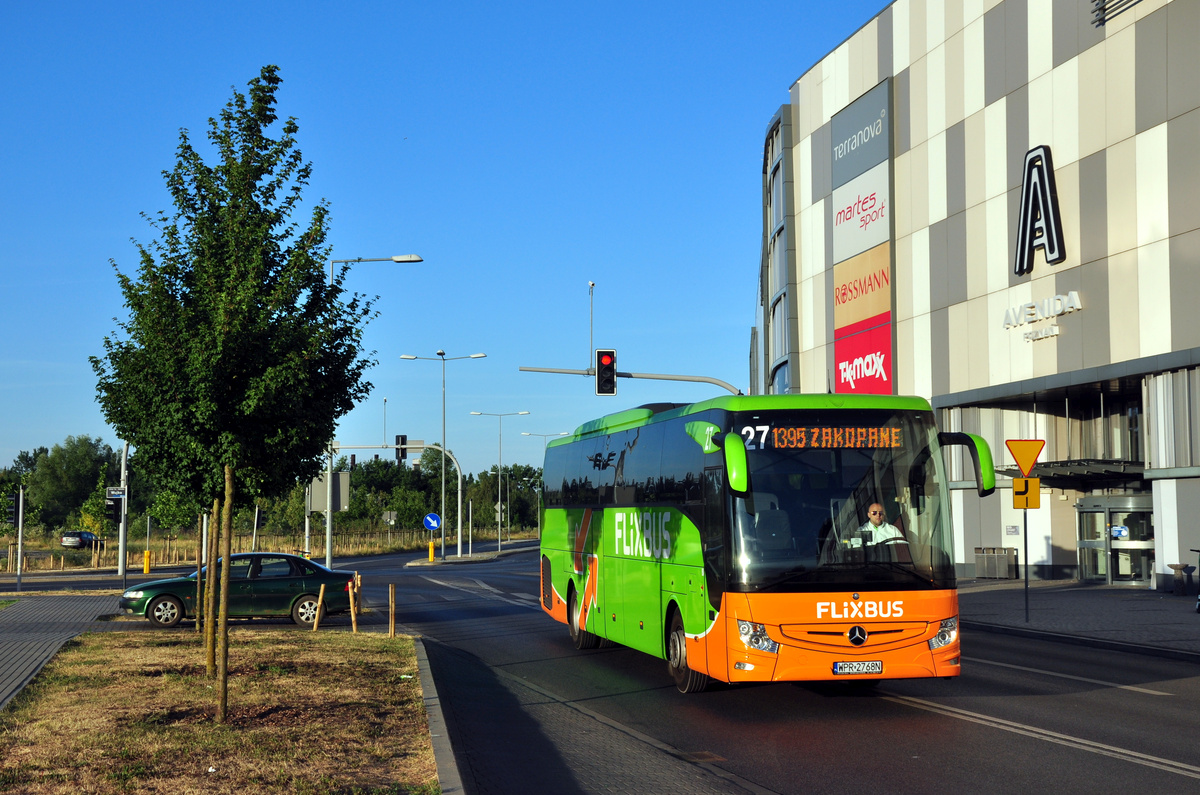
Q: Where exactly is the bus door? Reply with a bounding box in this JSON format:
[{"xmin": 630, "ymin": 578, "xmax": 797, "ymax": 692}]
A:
[
  {"xmin": 612, "ymin": 508, "xmax": 669, "ymax": 655},
  {"xmin": 696, "ymin": 466, "xmax": 729, "ymax": 680},
  {"xmin": 598, "ymin": 508, "xmax": 625, "ymax": 646}
]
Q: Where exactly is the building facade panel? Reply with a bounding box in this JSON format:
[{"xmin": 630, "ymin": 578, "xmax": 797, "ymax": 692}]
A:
[{"xmin": 753, "ymin": 0, "xmax": 1200, "ymax": 586}]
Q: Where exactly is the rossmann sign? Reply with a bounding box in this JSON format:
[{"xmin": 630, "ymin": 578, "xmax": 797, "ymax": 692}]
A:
[{"xmin": 831, "ymin": 80, "xmax": 893, "ymax": 395}]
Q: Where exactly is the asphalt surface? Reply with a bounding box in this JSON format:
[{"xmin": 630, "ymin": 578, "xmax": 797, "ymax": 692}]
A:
[{"xmin": 3, "ymin": 554, "xmax": 1200, "ymax": 793}]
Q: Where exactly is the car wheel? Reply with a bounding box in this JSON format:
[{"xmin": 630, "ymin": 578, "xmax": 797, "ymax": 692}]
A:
[
  {"xmin": 568, "ymin": 587, "xmax": 599, "ymax": 650},
  {"xmin": 147, "ymin": 596, "xmax": 184, "ymax": 628},
  {"xmin": 667, "ymin": 610, "xmax": 709, "ymax": 694},
  {"xmin": 292, "ymin": 594, "xmax": 326, "ymax": 626}
]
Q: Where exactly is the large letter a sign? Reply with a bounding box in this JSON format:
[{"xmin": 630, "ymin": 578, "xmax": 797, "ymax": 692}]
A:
[{"xmin": 1013, "ymin": 145, "xmax": 1065, "ymax": 277}]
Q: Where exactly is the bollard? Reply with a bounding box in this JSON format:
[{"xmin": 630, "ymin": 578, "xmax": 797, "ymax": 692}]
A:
[
  {"xmin": 312, "ymin": 583, "xmax": 327, "ymax": 631},
  {"xmin": 428, "ymin": 541, "xmax": 434, "ymax": 562},
  {"xmin": 389, "ymin": 583, "xmax": 396, "ymax": 639},
  {"xmin": 1168, "ymin": 563, "xmax": 1188, "ymax": 595},
  {"xmin": 143, "ymin": 549, "xmax": 151, "ymax": 574}
]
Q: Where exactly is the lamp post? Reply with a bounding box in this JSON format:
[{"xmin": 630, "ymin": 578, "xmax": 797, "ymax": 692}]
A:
[
  {"xmin": 522, "ymin": 431, "xmax": 569, "ymax": 447},
  {"xmin": 323, "ymin": 254, "xmax": 422, "ymax": 569},
  {"xmin": 400, "ymin": 350, "xmax": 486, "ymax": 557},
  {"xmin": 471, "ymin": 410, "xmax": 529, "ymax": 551}
]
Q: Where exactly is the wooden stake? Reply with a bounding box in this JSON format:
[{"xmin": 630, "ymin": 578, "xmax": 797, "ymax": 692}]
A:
[
  {"xmin": 389, "ymin": 583, "xmax": 396, "ymax": 639},
  {"xmin": 313, "ymin": 583, "xmax": 326, "ymax": 632}
]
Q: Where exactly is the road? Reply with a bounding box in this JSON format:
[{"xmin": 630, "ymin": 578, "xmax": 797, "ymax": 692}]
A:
[
  {"xmin": 358, "ymin": 547, "xmax": 1200, "ymax": 794},
  {"xmin": 12, "ymin": 547, "xmax": 1200, "ymax": 794}
]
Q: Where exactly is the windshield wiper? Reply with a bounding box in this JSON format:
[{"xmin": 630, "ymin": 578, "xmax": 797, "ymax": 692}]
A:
[
  {"xmin": 862, "ymin": 559, "xmax": 934, "ymax": 584},
  {"xmin": 744, "ymin": 566, "xmax": 811, "ymax": 590},
  {"xmin": 754, "ymin": 560, "xmax": 934, "ymax": 590}
]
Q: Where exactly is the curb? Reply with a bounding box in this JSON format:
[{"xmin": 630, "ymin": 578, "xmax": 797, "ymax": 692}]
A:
[
  {"xmin": 414, "ymin": 637, "xmax": 463, "ymax": 795},
  {"xmin": 404, "ymin": 544, "xmax": 538, "ymax": 568},
  {"xmin": 962, "ymin": 620, "xmax": 1200, "ymax": 664}
]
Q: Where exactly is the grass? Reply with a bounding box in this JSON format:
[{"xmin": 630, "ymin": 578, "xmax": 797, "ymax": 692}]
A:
[{"xmin": 0, "ymin": 630, "xmax": 439, "ymax": 794}]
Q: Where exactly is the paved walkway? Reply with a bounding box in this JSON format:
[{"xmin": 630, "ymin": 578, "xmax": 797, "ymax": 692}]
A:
[
  {"xmin": 0, "ymin": 594, "xmax": 117, "ymax": 711},
  {"xmin": 959, "ymin": 576, "xmax": 1200, "ymax": 659}
]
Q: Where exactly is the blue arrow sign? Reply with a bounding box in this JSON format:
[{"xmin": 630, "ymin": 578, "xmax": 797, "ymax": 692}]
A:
[{"xmin": 423, "ymin": 513, "xmax": 441, "ymax": 531}]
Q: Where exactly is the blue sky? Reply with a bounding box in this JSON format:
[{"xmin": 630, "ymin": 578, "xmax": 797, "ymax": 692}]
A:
[{"xmin": 1, "ymin": 0, "xmax": 887, "ymax": 479}]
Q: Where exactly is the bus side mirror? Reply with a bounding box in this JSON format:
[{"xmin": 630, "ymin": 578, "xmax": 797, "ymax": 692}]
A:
[
  {"xmin": 938, "ymin": 432, "xmax": 995, "ymax": 497},
  {"xmin": 723, "ymin": 433, "xmax": 749, "ymax": 494}
]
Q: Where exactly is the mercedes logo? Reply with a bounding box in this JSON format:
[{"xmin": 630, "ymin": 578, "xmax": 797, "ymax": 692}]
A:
[{"xmin": 848, "ymin": 626, "xmax": 868, "ymax": 646}]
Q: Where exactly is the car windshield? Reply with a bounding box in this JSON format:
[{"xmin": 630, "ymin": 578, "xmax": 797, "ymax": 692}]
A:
[{"xmin": 728, "ymin": 408, "xmax": 955, "ymax": 591}]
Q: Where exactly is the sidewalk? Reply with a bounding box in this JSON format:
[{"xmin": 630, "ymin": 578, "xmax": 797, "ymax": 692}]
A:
[
  {"xmin": 0, "ymin": 594, "xmax": 116, "ymax": 711},
  {"xmin": 958, "ymin": 577, "xmax": 1200, "ymax": 661}
]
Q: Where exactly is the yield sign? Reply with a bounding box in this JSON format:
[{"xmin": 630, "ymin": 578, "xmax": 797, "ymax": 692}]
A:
[{"xmin": 1006, "ymin": 439, "xmax": 1045, "ymax": 478}]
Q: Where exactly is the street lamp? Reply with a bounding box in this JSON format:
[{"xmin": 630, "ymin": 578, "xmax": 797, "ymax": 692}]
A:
[
  {"xmin": 471, "ymin": 410, "xmax": 529, "ymax": 552},
  {"xmin": 400, "ymin": 350, "xmax": 486, "ymax": 557},
  {"xmin": 330, "ymin": 254, "xmax": 422, "ymax": 284},
  {"xmin": 322, "ymin": 254, "xmax": 421, "ymax": 569},
  {"xmin": 522, "ymin": 431, "xmax": 569, "ymax": 447}
]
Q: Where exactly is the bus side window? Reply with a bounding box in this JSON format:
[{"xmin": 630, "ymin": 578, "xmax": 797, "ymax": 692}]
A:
[
  {"xmin": 628, "ymin": 424, "xmax": 663, "ymax": 505},
  {"xmin": 543, "ymin": 445, "xmax": 570, "ymax": 508}
]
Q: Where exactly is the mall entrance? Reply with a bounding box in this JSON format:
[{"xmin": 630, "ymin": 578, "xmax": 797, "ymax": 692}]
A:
[{"xmin": 1075, "ymin": 494, "xmax": 1154, "ymax": 585}]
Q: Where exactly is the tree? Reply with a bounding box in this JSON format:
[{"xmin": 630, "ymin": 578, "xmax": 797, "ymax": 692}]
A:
[
  {"xmin": 147, "ymin": 489, "xmax": 201, "ymax": 531},
  {"xmin": 91, "ymin": 66, "xmax": 376, "ymax": 723},
  {"xmin": 11, "ymin": 448, "xmax": 48, "ymax": 480},
  {"xmin": 25, "ymin": 436, "xmax": 117, "ymax": 529},
  {"xmin": 79, "ymin": 465, "xmax": 111, "ymax": 536}
]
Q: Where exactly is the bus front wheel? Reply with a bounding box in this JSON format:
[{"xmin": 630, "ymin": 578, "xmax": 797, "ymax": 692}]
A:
[
  {"xmin": 568, "ymin": 588, "xmax": 599, "ymax": 650},
  {"xmin": 667, "ymin": 611, "xmax": 709, "ymax": 694}
]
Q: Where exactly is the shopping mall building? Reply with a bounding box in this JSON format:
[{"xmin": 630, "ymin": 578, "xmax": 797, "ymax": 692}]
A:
[{"xmin": 751, "ymin": 0, "xmax": 1200, "ymax": 587}]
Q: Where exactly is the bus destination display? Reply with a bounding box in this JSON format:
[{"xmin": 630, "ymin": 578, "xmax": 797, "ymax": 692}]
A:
[{"xmin": 768, "ymin": 425, "xmax": 903, "ymax": 450}]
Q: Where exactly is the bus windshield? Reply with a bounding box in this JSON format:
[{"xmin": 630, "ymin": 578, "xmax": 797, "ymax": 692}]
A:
[{"xmin": 728, "ymin": 408, "xmax": 954, "ymax": 592}]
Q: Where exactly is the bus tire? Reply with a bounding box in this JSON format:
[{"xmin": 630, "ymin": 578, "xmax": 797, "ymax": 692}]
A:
[
  {"xmin": 568, "ymin": 587, "xmax": 599, "ymax": 650},
  {"xmin": 667, "ymin": 610, "xmax": 708, "ymax": 694}
]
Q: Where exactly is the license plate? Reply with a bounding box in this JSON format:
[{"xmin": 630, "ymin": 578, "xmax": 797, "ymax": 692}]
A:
[{"xmin": 833, "ymin": 660, "xmax": 882, "ymax": 675}]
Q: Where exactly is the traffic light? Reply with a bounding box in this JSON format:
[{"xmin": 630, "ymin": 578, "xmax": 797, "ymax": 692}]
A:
[
  {"xmin": 395, "ymin": 434, "xmax": 407, "ymax": 462},
  {"xmin": 106, "ymin": 497, "xmax": 122, "ymax": 525},
  {"xmin": 595, "ymin": 349, "xmax": 617, "ymax": 396}
]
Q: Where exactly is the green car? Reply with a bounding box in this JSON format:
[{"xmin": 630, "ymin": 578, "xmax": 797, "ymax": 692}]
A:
[{"xmin": 118, "ymin": 552, "xmax": 357, "ymax": 628}]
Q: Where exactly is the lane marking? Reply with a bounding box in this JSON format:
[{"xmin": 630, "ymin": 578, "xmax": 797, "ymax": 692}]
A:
[
  {"xmin": 421, "ymin": 576, "xmax": 540, "ymax": 611},
  {"xmin": 884, "ymin": 695, "xmax": 1200, "ymax": 779},
  {"xmin": 964, "ymin": 656, "xmax": 1172, "ymax": 696}
]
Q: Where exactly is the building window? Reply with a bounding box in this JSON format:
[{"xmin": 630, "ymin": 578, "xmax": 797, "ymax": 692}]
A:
[
  {"xmin": 770, "ymin": 228, "xmax": 787, "ymax": 297},
  {"xmin": 771, "ymin": 164, "xmax": 784, "ymax": 230},
  {"xmin": 769, "ymin": 296, "xmax": 788, "ymax": 366},
  {"xmin": 770, "ymin": 362, "xmax": 790, "ymax": 394}
]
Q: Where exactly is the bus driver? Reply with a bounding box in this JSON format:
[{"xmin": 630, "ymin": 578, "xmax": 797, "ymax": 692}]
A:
[{"xmin": 858, "ymin": 503, "xmax": 906, "ymax": 545}]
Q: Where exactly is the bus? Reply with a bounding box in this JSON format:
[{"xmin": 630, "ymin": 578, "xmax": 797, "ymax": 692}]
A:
[{"xmin": 538, "ymin": 394, "xmax": 994, "ymax": 692}]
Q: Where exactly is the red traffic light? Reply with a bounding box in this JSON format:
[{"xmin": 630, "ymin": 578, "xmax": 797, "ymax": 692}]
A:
[{"xmin": 595, "ymin": 349, "xmax": 617, "ymax": 395}]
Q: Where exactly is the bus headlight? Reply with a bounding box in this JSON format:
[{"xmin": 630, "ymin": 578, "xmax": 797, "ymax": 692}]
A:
[
  {"xmin": 737, "ymin": 620, "xmax": 779, "ymax": 654},
  {"xmin": 928, "ymin": 616, "xmax": 958, "ymax": 650}
]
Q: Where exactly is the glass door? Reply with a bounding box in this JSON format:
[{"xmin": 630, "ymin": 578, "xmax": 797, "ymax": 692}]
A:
[
  {"xmin": 1108, "ymin": 510, "xmax": 1154, "ymax": 583},
  {"xmin": 1077, "ymin": 511, "xmax": 1107, "ymax": 582},
  {"xmin": 1076, "ymin": 495, "xmax": 1154, "ymax": 585}
]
